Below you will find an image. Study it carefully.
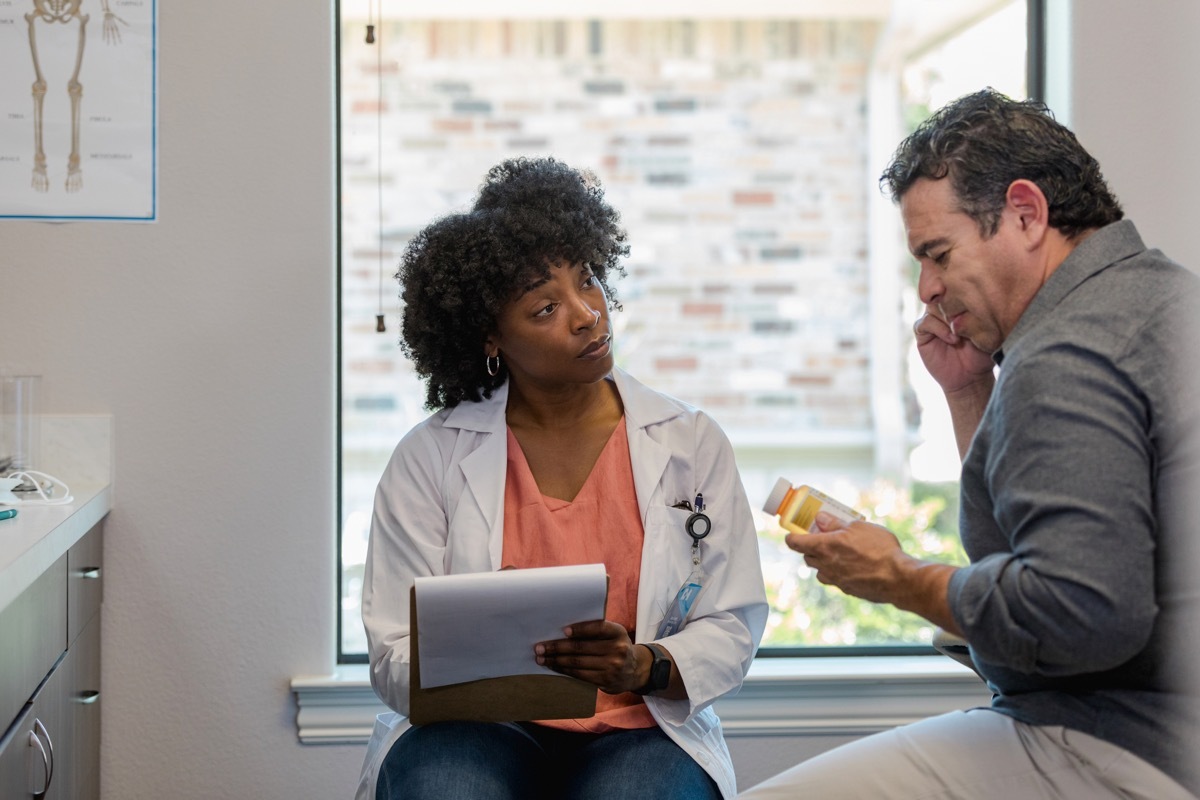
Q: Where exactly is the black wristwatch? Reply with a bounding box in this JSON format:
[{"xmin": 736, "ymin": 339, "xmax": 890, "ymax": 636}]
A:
[{"xmin": 634, "ymin": 643, "xmax": 671, "ymax": 695}]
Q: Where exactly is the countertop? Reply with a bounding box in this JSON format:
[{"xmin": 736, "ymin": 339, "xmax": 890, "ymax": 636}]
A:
[
  {"xmin": 0, "ymin": 414, "xmax": 114, "ymax": 613},
  {"xmin": 0, "ymin": 480, "xmax": 112, "ymax": 613}
]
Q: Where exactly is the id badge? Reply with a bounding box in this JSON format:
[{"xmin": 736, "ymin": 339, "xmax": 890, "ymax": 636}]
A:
[{"xmin": 656, "ymin": 563, "xmax": 708, "ymax": 638}]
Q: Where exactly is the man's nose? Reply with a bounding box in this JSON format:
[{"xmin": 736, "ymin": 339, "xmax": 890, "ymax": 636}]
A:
[{"xmin": 917, "ymin": 263, "xmax": 942, "ymax": 305}]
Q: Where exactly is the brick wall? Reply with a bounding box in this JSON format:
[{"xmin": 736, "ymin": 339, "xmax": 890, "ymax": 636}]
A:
[{"xmin": 341, "ymin": 19, "xmax": 888, "ymax": 468}]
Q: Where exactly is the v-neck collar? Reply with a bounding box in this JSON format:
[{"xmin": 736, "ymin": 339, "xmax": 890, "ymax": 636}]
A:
[{"xmin": 506, "ymin": 416, "xmax": 627, "ymax": 507}]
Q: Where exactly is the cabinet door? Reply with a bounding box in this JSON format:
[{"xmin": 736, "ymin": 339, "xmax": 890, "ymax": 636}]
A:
[
  {"xmin": 5, "ymin": 627, "xmax": 95, "ymax": 800},
  {"xmin": 67, "ymin": 616, "xmax": 101, "ymax": 800},
  {"xmin": 0, "ymin": 556, "xmax": 67, "ymax": 732},
  {"xmin": 0, "ymin": 704, "xmax": 36, "ymax": 800},
  {"xmin": 67, "ymin": 523, "xmax": 104, "ymax": 647},
  {"xmin": 37, "ymin": 655, "xmax": 70, "ymax": 800},
  {"xmin": 0, "ymin": 656, "xmax": 67, "ymax": 800}
]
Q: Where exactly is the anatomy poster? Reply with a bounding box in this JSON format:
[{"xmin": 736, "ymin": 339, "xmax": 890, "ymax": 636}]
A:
[{"xmin": 0, "ymin": 0, "xmax": 156, "ymax": 221}]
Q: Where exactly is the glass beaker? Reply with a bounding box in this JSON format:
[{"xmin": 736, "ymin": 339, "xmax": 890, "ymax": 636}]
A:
[{"xmin": 1, "ymin": 374, "xmax": 41, "ymax": 472}]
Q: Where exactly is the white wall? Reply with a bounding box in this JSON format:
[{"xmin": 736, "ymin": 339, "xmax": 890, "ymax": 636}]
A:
[
  {"xmin": 1, "ymin": 1, "xmax": 356, "ymax": 797},
  {"xmin": 0, "ymin": 1, "xmax": 1195, "ymax": 797},
  {"xmin": 1060, "ymin": 0, "xmax": 1200, "ymax": 270}
]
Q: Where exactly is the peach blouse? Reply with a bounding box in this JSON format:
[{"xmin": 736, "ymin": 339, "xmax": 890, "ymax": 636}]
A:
[{"xmin": 502, "ymin": 417, "xmax": 657, "ymax": 732}]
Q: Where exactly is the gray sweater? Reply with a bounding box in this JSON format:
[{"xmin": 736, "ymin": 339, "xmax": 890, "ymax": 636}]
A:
[{"xmin": 948, "ymin": 220, "xmax": 1200, "ymax": 792}]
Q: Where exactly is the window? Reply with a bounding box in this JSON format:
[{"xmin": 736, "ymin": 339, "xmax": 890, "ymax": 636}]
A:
[{"xmin": 337, "ymin": 1, "xmax": 1031, "ymax": 662}]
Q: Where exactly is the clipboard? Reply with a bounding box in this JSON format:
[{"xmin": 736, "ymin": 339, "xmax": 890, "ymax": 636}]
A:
[{"xmin": 408, "ymin": 585, "xmax": 600, "ymax": 725}]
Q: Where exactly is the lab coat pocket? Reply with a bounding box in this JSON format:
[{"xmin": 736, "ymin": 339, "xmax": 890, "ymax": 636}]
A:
[{"xmin": 643, "ymin": 504, "xmax": 696, "ymax": 619}]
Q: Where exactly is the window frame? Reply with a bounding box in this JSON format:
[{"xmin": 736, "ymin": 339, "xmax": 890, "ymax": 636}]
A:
[{"xmin": 333, "ymin": 0, "xmax": 1045, "ymax": 666}]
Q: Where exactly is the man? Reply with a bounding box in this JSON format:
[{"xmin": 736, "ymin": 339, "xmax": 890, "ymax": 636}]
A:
[{"xmin": 740, "ymin": 89, "xmax": 1200, "ymax": 799}]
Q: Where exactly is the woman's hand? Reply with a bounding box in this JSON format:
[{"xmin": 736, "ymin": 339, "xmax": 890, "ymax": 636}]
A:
[{"xmin": 535, "ymin": 620, "xmax": 646, "ymax": 695}]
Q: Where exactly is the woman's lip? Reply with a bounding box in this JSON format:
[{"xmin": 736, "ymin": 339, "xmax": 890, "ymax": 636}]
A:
[{"xmin": 579, "ymin": 337, "xmax": 611, "ymax": 359}]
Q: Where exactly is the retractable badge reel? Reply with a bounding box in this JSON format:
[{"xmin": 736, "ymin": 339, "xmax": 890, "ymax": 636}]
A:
[{"xmin": 656, "ymin": 493, "xmax": 711, "ymax": 638}]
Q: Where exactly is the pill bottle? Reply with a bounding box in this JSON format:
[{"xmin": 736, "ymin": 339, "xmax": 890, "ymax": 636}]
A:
[{"xmin": 763, "ymin": 477, "xmax": 863, "ymax": 534}]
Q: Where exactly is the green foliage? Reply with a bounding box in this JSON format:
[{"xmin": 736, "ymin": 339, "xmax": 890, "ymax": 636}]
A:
[
  {"xmin": 758, "ymin": 479, "xmax": 966, "ymax": 649},
  {"xmin": 903, "ymin": 102, "xmax": 933, "ymax": 135}
]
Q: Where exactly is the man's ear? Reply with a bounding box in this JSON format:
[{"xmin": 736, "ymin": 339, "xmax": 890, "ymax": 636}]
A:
[{"xmin": 1005, "ymin": 179, "xmax": 1049, "ymax": 247}]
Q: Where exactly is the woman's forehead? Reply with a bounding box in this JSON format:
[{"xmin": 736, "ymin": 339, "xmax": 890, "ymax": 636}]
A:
[{"xmin": 514, "ymin": 260, "xmax": 585, "ymax": 295}]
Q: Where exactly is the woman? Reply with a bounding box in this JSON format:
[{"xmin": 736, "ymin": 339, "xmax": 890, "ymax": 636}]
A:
[{"xmin": 358, "ymin": 157, "xmax": 767, "ymax": 800}]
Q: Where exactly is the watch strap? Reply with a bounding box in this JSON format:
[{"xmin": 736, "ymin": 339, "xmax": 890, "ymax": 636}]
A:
[{"xmin": 634, "ymin": 642, "xmax": 670, "ymax": 695}]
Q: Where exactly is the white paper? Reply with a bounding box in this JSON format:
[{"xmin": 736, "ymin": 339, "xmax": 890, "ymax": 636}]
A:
[{"xmin": 415, "ymin": 563, "xmax": 608, "ymax": 689}]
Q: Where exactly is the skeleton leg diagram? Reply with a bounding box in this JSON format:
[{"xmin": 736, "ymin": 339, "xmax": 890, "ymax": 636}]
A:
[{"xmin": 24, "ymin": 0, "xmax": 125, "ymax": 193}]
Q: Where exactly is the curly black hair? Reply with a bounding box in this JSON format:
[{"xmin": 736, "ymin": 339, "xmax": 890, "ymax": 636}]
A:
[
  {"xmin": 398, "ymin": 157, "xmax": 629, "ymax": 410},
  {"xmin": 880, "ymin": 88, "xmax": 1123, "ymax": 239}
]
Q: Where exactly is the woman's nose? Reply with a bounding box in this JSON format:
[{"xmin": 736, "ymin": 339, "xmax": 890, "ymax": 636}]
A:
[{"xmin": 574, "ymin": 304, "xmax": 601, "ymax": 331}]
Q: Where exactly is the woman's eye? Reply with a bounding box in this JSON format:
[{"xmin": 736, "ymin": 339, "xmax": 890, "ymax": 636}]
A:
[
  {"xmin": 582, "ymin": 273, "xmax": 597, "ymax": 288},
  {"xmin": 534, "ymin": 303, "xmax": 556, "ymax": 318}
]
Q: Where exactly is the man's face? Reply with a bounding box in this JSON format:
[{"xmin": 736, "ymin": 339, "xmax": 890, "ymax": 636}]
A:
[{"xmin": 901, "ymin": 177, "xmax": 1038, "ymax": 354}]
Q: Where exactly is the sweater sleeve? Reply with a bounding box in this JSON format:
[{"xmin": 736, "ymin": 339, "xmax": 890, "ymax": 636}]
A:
[{"xmin": 949, "ymin": 341, "xmax": 1157, "ymax": 676}]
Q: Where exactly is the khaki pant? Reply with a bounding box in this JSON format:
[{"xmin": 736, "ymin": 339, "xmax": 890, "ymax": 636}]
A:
[{"xmin": 737, "ymin": 709, "xmax": 1196, "ymax": 800}]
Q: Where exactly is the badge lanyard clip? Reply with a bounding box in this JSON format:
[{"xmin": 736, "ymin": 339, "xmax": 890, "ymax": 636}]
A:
[{"xmin": 657, "ymin": 493, "xmax": 711, "ymax": 638}]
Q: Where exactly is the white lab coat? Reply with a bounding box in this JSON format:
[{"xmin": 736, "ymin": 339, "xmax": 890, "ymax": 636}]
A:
[{"xmin": 357, "ymin": 368, "xmax": 768, "ymax": 800}]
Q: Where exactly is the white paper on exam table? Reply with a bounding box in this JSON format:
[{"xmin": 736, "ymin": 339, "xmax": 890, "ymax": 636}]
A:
[{"xmin": 414, "ymin": 563, "xmax": 608, "ymax": 689}]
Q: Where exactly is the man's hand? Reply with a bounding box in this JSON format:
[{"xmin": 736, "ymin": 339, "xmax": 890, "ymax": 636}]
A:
[
  {"xmin": 913, "ymin": 309, "xmax": 995, "ymax": 396},
  {"xmin": 787, "ymin": 512, "xmax": 963, "ymax": 635},
  {"xmin": 535, "ymin": 620, "xmax": 645, "ymax": 695},
  {"xmin": 914, "ymin": 309, "xmax": 996, "ymax": 459},
  {"xmin": 786, "ymin": 513, "xmax": 909, "ymax": 605}
]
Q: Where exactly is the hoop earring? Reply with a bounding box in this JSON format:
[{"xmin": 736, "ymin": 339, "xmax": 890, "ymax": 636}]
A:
[{"xmin": 486, "ymin": 354, "xmax": 501, "ymax": 377}]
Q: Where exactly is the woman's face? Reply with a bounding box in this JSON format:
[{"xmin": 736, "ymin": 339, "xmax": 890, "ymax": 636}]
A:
[{"xmin": 486, "ymin": 261, "xmax": 614, "ymax": 390}]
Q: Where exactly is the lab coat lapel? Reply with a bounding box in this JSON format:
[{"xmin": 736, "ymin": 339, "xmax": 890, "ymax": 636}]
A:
[
  {"xmin": 445, "ymin": 383, "xmax": 510, "ymax": 570},
  {"xmin": 613, "ymin": 369, "xmax": 680, "ymax": 523},
  {"xmin": 613, "ymin": 369, "xmax": 687, "ymax": 643}
]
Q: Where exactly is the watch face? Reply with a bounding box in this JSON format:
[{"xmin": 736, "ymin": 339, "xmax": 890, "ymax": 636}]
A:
[{"xmin": 650, "ymin": 653, "xmax": 671, "ymax": 690}]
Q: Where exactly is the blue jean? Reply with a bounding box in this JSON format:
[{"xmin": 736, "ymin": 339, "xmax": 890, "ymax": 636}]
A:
[{"xmin": 376, "ymin": 721, "xmax": 721, "ymax": 800}]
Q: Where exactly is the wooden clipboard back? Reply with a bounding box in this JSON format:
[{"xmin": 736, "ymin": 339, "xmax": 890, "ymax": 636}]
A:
[{"xmin": 408, "ymin": 586, "xmax": 598, "ymax": 726}]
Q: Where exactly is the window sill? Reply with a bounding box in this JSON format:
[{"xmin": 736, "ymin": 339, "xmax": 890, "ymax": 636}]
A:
[{"xmin": 291, "ymin": 656, "xmax": 991, "ymax": 745}]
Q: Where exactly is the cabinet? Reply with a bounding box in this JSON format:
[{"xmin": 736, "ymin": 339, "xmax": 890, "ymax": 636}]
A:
[{"xmin": 0, "ymin": 522, "xmax": 103, "ymax": 799}]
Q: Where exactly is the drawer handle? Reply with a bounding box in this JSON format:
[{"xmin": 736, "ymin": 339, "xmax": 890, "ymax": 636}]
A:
[
  {"xmin": 80, "ymin": 567, "xmax": 102, "ymax": 579},
  {"xmin": 31, "ymin": 718, "xmax": 55, "ymax": 798},
  {"xmin": 78, "ymin": 690, "xmax": 101, "ymax": 704},
  {"xmin": 29, "ymin": 730, "xmax": 50, "ymax": 799}
]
